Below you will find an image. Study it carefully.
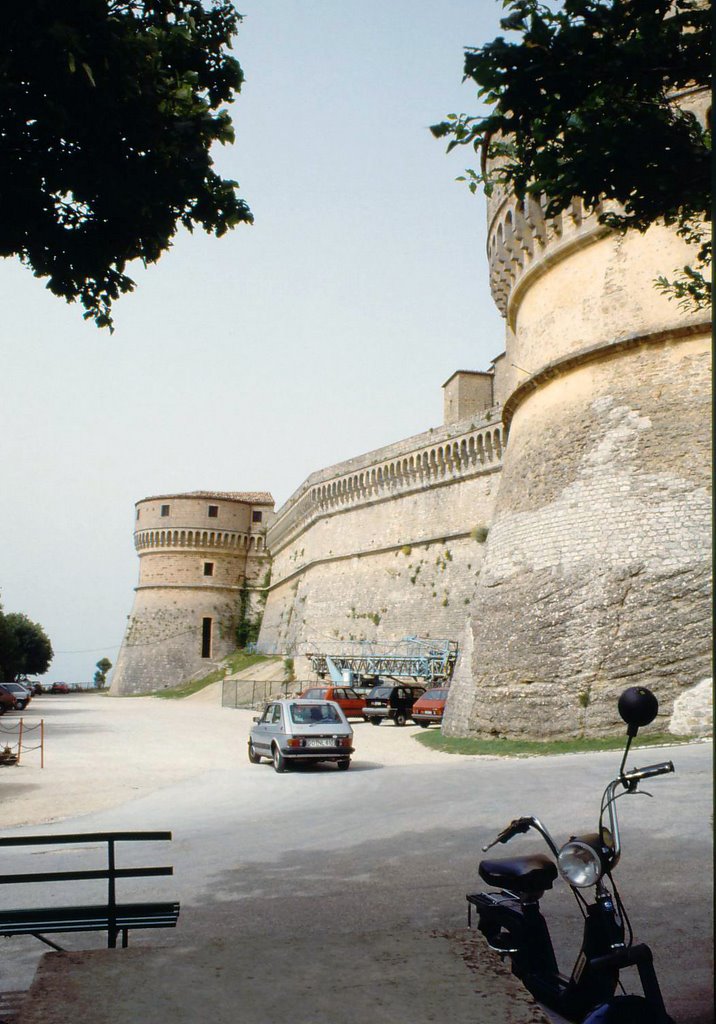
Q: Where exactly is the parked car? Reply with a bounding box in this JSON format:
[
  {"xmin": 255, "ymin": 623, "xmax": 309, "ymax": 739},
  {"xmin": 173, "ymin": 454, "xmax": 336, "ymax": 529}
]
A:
[
  {"xmin": 411, "ymin": 687, "xmax": 449, "ymax": 727},
  {"xmin": 0, "ymin": 682, "xmax": 32, "ymax": 710},
  {"xmin": 362, "ymin": 684, "xmax": 426, "ymax": 726},
  {"xmin": 49, "ymin": 682, "xmax": 70, "ymax": 694},
  {"xmin": 248, "ymin": 698, "xmax": 354, "ymax": 773},
  {"xmin": 0, "ymin": 686, "xmax": 18, "ymax": 715},
  {"xmin": 299, "ymin": 685, "xmax": 366, "ymax": 719}
]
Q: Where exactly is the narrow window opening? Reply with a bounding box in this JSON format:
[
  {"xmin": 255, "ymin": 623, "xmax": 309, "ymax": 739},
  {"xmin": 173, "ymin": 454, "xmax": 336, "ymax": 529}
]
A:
[
  {"xmin": 203, "ymin": 562, "xmax": 214, "ymax": 577},
  {"xmin": 136, "ymin": 509, "xmax": 140, "ymax": 520},
  {"xmin": 201, "ymin": 618, "xmax": 212, "ymax": 659},
  {"xmin": 160, "ymin": 504, "xmax": 170, "ymax": 517},
  {"xmin": 208, "ymin": 505, "xmax": 219, "ymax": 518},
  {"xmin": 252, "ymin": 510, "xmax": 262, "ymax": 523}
]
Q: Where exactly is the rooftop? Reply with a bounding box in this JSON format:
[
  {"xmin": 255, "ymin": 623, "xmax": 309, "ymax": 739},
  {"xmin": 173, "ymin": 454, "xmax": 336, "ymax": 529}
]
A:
[{"xmin": 138, "ymin": 491, "xmax": 274, "ymax": 506}]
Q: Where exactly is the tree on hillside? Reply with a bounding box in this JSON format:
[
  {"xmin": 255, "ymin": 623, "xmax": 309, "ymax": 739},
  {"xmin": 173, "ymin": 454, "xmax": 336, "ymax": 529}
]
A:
[
  {"xmin": 94, "ymin": 656, "xmax": 113, "ymax": 688},
  {"xmin": 431, "ymin": 0, "xmax": 711, "ymax": 309},
  {"xmin": 0, "ymin": 0, "xmax": 253, "ymax": 331},
  {"xmin": 0, "ymin": 610, "xmax": 53, "ymax": 680}
]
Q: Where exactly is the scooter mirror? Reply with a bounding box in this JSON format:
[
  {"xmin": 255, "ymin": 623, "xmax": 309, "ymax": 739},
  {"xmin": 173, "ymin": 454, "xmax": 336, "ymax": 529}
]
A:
[{"xmin": 618, "ymin": 686, "xmax": 659, "ymax": 737}]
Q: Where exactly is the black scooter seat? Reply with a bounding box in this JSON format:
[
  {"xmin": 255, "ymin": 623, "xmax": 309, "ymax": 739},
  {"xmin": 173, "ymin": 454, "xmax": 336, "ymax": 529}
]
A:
[{"xmin": 479, "ymin": 853, "xmax": 558, "ymax": 893}]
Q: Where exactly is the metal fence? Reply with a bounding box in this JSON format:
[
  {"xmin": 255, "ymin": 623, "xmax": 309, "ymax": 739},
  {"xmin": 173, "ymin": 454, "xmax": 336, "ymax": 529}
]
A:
[{"xmin": 221, "ymin": 679, "xmax": 311, "ymax": 709}]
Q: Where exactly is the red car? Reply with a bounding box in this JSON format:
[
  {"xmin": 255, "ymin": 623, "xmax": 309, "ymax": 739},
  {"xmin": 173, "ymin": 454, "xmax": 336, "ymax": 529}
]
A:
[
  {"xmin": 299, "ymin": 685, "xmax": 367, "ymax": 719},
  {"xmin": 411, "ymin": 687, "xmax": 449, "ymax": 727},
  {"xmin": 50, "ymin": 682, "xmax": 71, "ymax": 694}
]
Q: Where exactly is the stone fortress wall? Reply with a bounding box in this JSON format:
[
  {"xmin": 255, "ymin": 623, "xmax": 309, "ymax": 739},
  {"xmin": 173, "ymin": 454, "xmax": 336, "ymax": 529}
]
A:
[
  {"xmin": 441, "ymin": 86, "xmax": 711, "ymax": 737},
  {"xmin": 112, "ymin": 87, "xmax": 710, "ymax": 735},
  {"xmin": 110, "ymin": 492, "xmax": 274, "ymax": 695},
  {"xmin": 259, "ymin": 86, "xmax": 711, "ymax": 737},
  {"xmin": 258, "ymin": 408, "xmax": 505, "ymax": 659}
]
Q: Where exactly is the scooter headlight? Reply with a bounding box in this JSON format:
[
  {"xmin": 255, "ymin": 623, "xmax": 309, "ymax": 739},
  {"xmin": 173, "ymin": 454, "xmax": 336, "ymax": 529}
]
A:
[{"xmin": 558, "ymin": 836, "xmax": 605, "ymax": 887}]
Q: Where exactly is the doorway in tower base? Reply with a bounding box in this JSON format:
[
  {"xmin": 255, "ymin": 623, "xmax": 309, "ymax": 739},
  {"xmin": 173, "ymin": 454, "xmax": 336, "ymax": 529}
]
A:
[{"xmin": 201, "ymin": 617, "xmax": 212, "ymax": 659}]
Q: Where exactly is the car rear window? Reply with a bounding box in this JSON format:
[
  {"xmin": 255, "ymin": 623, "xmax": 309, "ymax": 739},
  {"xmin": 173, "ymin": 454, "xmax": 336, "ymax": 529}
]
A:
[
  {"xmin": 368, "ymin": 687, "xmax": 393, "ymax": 699},
  {"xmin": 422, "ymin": 689, "xmax": 448, "ymax": 700},
  {"xmin": 290, "ymin": 703, "xmax": 341, "ymax": 724}
]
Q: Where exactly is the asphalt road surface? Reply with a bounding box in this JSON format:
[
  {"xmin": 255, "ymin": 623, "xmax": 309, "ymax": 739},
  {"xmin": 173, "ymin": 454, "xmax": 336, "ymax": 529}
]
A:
[{"xmin": 0, "ymin": 696, "xmax": 712, "ymax": 1023}]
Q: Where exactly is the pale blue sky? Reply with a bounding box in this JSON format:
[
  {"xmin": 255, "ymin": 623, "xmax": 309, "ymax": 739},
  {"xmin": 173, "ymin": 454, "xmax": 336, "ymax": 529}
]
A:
[{"xmin": 1, "ymin": 1, "xmax": 506, "ymax": 682}]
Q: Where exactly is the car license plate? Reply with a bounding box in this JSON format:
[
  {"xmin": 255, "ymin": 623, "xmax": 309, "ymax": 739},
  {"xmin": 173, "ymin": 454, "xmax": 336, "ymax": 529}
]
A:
[{"xmin": 306, "ymin": 738, "xmax": 334, "ymax": 748}]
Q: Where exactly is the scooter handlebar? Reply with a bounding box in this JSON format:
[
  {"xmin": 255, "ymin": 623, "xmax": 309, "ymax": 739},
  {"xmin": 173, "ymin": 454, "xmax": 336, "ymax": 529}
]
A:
[
  {"xmin": 621, "ymin": 760, "xmax": 674, "ymax": 785},
  {"xmin": 482, "ymin": 816, "xmax": 533, "ymax": 852}
]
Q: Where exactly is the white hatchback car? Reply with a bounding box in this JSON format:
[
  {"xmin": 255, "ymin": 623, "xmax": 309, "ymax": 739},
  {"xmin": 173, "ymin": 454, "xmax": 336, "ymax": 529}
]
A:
[{"xmin": 248, "ymin": 698, "xmax": 354, "ymax": 773}]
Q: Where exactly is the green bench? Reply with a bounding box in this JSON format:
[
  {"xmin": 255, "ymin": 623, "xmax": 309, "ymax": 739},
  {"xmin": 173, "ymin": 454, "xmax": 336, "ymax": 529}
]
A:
[{"xmin": 0, "ymin": 831, "xmax": 180, "ymax": 950}]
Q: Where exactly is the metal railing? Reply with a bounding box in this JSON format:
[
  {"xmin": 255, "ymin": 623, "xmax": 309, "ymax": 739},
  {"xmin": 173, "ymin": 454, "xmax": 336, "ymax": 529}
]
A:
[{"xmin": 221, "ymin": 679, "xmax": 309, "ymax": 709}]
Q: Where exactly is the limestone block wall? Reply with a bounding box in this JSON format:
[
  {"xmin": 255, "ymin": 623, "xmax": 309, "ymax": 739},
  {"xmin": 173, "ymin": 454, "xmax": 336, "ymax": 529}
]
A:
[
  {"xmin": 111, "ymin": 587, "xmax": 244, "ymax": 695},
  {"xmin": 258, "ymin": 414, "xmax": 503, "ymax": 656},
  {"xmin": 444, "ymin": 174, "xmax": 712, "ymax": 737}
]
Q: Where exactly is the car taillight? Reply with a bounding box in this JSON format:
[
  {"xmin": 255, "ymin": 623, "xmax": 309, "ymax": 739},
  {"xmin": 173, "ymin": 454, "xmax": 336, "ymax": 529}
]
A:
[{"xmin": 287, "ymin": 738, "xmax": 303, "ymax": 748}]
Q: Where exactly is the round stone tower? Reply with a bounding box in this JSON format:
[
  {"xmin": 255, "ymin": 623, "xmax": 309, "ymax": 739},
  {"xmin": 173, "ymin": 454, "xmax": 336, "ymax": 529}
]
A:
[
  {"xmin": 110, "ymin": 491, "xmax": 274, "ymax": 695},
  {"xmin": 444, "ymin": 88, "xmax": 711, "ymax": 738}
]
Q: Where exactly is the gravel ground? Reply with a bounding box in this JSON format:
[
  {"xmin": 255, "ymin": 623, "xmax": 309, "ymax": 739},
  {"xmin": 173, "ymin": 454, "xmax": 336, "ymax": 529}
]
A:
[{"xmin": 0, "ymin": 691, "xmax": 455, "ymax": 829}]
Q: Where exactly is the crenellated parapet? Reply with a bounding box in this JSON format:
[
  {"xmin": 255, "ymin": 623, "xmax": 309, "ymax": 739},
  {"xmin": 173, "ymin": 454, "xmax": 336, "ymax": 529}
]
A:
[
  {"xmin": 267, "ymin": 411, "xmax": 505, "ymax": 555},
  {"xmin": 486, "ymin": 191, "xmax": 608, "ymax": 324},
  {"xmin": 135, "ymin": 529, "xmax": 266, "ymax": 554}
]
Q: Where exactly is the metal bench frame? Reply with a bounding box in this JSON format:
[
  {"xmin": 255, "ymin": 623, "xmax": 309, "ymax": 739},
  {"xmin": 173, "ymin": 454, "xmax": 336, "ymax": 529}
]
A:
[{"xmin": 0, "ymin": 831, "xmax": 180, "ymax": 950}]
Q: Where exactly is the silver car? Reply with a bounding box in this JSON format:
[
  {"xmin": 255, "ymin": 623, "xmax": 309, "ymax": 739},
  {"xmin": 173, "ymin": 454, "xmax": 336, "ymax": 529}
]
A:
[{"xmin": 248, "ymin": 698, "xmax": 354, "ymax": 773}]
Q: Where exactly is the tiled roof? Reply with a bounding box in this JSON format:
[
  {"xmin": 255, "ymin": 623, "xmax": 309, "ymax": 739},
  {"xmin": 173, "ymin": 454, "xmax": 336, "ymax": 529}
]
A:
[{"xmin": 139, "ymin": 491, "xmax": 274, "ymax": 505}]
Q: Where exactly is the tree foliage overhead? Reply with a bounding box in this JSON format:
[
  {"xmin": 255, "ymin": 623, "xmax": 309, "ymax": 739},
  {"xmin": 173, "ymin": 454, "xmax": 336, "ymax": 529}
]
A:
[
  {"xmin": 0, "ymin": 606, "xmax": 54, "ymax": 680},
  {"xmin": 431, "ymin": 0, "xmax": 711, "ymax": 309},
  {"xmin": 0, "ymin": 0, "xmax": 253, "ymax": 330}
]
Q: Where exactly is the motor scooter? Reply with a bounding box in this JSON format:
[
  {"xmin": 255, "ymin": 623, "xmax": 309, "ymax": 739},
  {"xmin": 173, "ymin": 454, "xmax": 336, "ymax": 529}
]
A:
[{"xmin": 467, "ymin": 687, "xmax": 675, "ymax": 1024}]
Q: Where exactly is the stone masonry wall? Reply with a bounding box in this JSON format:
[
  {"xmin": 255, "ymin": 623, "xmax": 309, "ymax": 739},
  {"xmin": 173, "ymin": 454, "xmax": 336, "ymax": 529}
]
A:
[
  {"xmin": 110, "ymin": 587, "xmax": 242, "ymax": 694},
  {"xmin": 259, "ymin": 414, "xmax": 503, "ymax": 657},
  {"xmin": 444, "ymin": 334, "xmax": 712, "ymax": 737},
  {"xmin": 111, "ymin": 492, "xmax": 273, "ymax": 695}
]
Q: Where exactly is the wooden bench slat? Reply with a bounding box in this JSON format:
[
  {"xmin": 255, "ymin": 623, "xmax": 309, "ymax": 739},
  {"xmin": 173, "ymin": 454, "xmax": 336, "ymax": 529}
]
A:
[
  {"xmin": 0, "ymin": 902, "xmax": 180, "ymax": 934},
  {"xmin": 0, "ymin": 831, "xmax": 172, "ymax": 847},
  {"xmin": 0, "ymin": 866, "xmax": 173, "ymax": 885}
]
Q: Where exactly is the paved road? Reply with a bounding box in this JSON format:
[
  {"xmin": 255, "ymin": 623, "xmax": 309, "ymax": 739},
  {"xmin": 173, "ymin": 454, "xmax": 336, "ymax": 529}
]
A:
[{"xmin": 1, "ymin": 697, "xmax": 712, "ymax": 1023}]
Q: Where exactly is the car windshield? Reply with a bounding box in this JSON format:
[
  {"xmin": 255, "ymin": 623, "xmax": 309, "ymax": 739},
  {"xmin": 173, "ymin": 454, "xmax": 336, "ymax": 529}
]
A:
[
  {"xmin": 3, "ymin": 684, "xmax": 24, "ymax": 692},
  {"xmin": 368, "ymin": 687, "xmax": 393, "ymax": 699},
  {"xmin": 302, "ymin": 688, "xmax": 326, "ymax": 698},
  {"xmin": 422, "ymin": 689, "xmax": 447, "ymax": 700},
  {"xmin": 290, "ymin": 703, "xmax": 341, "ymax": 724}
]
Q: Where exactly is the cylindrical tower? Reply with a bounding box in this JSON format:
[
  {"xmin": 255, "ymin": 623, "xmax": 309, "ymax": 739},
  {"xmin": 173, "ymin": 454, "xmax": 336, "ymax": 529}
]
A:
[
  {"xmin": 110, "ymin": 491, "xmax": 274, "ymax": 695},
  {"xmin": 444, "ymin": 92, "xmax": 711, "ymax": 738}
]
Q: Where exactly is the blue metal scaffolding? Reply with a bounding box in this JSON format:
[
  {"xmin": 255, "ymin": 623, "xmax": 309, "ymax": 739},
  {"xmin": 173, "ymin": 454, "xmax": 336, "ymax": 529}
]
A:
[{"xmin": 308, "ymin": 636, "xmax": 458, "ymax": 684}]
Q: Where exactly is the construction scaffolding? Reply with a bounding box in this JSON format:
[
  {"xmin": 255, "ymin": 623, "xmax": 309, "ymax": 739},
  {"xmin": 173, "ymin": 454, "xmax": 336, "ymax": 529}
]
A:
[{"xmin": 307, "ymin": 636, "xmax": 458, "ymax": 685}]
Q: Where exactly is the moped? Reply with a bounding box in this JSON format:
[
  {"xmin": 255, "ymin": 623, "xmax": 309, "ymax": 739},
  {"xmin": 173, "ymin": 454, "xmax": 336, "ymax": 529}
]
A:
[{"xmin": 467, "ymin": 687, "xmax": 675, "ymax": 1023}]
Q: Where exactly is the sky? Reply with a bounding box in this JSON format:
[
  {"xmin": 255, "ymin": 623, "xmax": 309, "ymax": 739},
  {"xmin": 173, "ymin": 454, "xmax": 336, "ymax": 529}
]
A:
[{"xmin": 1, "ymin": 1, "xmax": 507, "ymax": 684}]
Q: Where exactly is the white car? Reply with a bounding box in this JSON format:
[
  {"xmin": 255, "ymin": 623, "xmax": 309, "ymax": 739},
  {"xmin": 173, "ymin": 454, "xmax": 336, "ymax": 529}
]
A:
[{"xmin": 248, "ymin": 698, "xmax": 354, "ymax": 773}]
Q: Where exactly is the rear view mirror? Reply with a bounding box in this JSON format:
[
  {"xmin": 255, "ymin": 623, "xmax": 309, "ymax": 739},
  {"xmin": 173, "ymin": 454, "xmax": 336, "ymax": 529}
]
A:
[{"xmin": 618, "ymin": 687, "xmax": 658, "ymax": 737}]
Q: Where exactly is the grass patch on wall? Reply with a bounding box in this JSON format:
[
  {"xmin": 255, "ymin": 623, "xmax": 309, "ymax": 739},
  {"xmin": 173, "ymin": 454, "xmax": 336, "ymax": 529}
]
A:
[
  {"xmin": 148, "ymin": 651, "xmax": 273, "ymax": 700},
  {"xmin": 414, "ymin": 730, "xmax": 691, "ymax": 757}
]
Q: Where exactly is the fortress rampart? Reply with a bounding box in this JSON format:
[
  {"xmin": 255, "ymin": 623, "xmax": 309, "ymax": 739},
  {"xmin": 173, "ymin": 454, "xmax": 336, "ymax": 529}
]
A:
[
  {"xmin": 258, "ymin": 414, "xmax": 504, "ymax": 657},
  {"xmin": 441, "ymin": 88, "xmax": 711, "ymax": 736},
  {"xmin": 260, "ymin": 87, "xmax": 711, "ymax": 737},
  {"xmin": 115, "ymin": 85, "xmax": 711, "ymax": 736}
]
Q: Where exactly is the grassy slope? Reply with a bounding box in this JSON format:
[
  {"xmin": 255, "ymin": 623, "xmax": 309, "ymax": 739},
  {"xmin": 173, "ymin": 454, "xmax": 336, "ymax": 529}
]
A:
[
  {"xmin": 148, "ymin": 651, "xmax": 275, "ymax": 700},
  {"xmin": 414, "ymin": 730, "xmax": 691, "ymax": 757}
]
